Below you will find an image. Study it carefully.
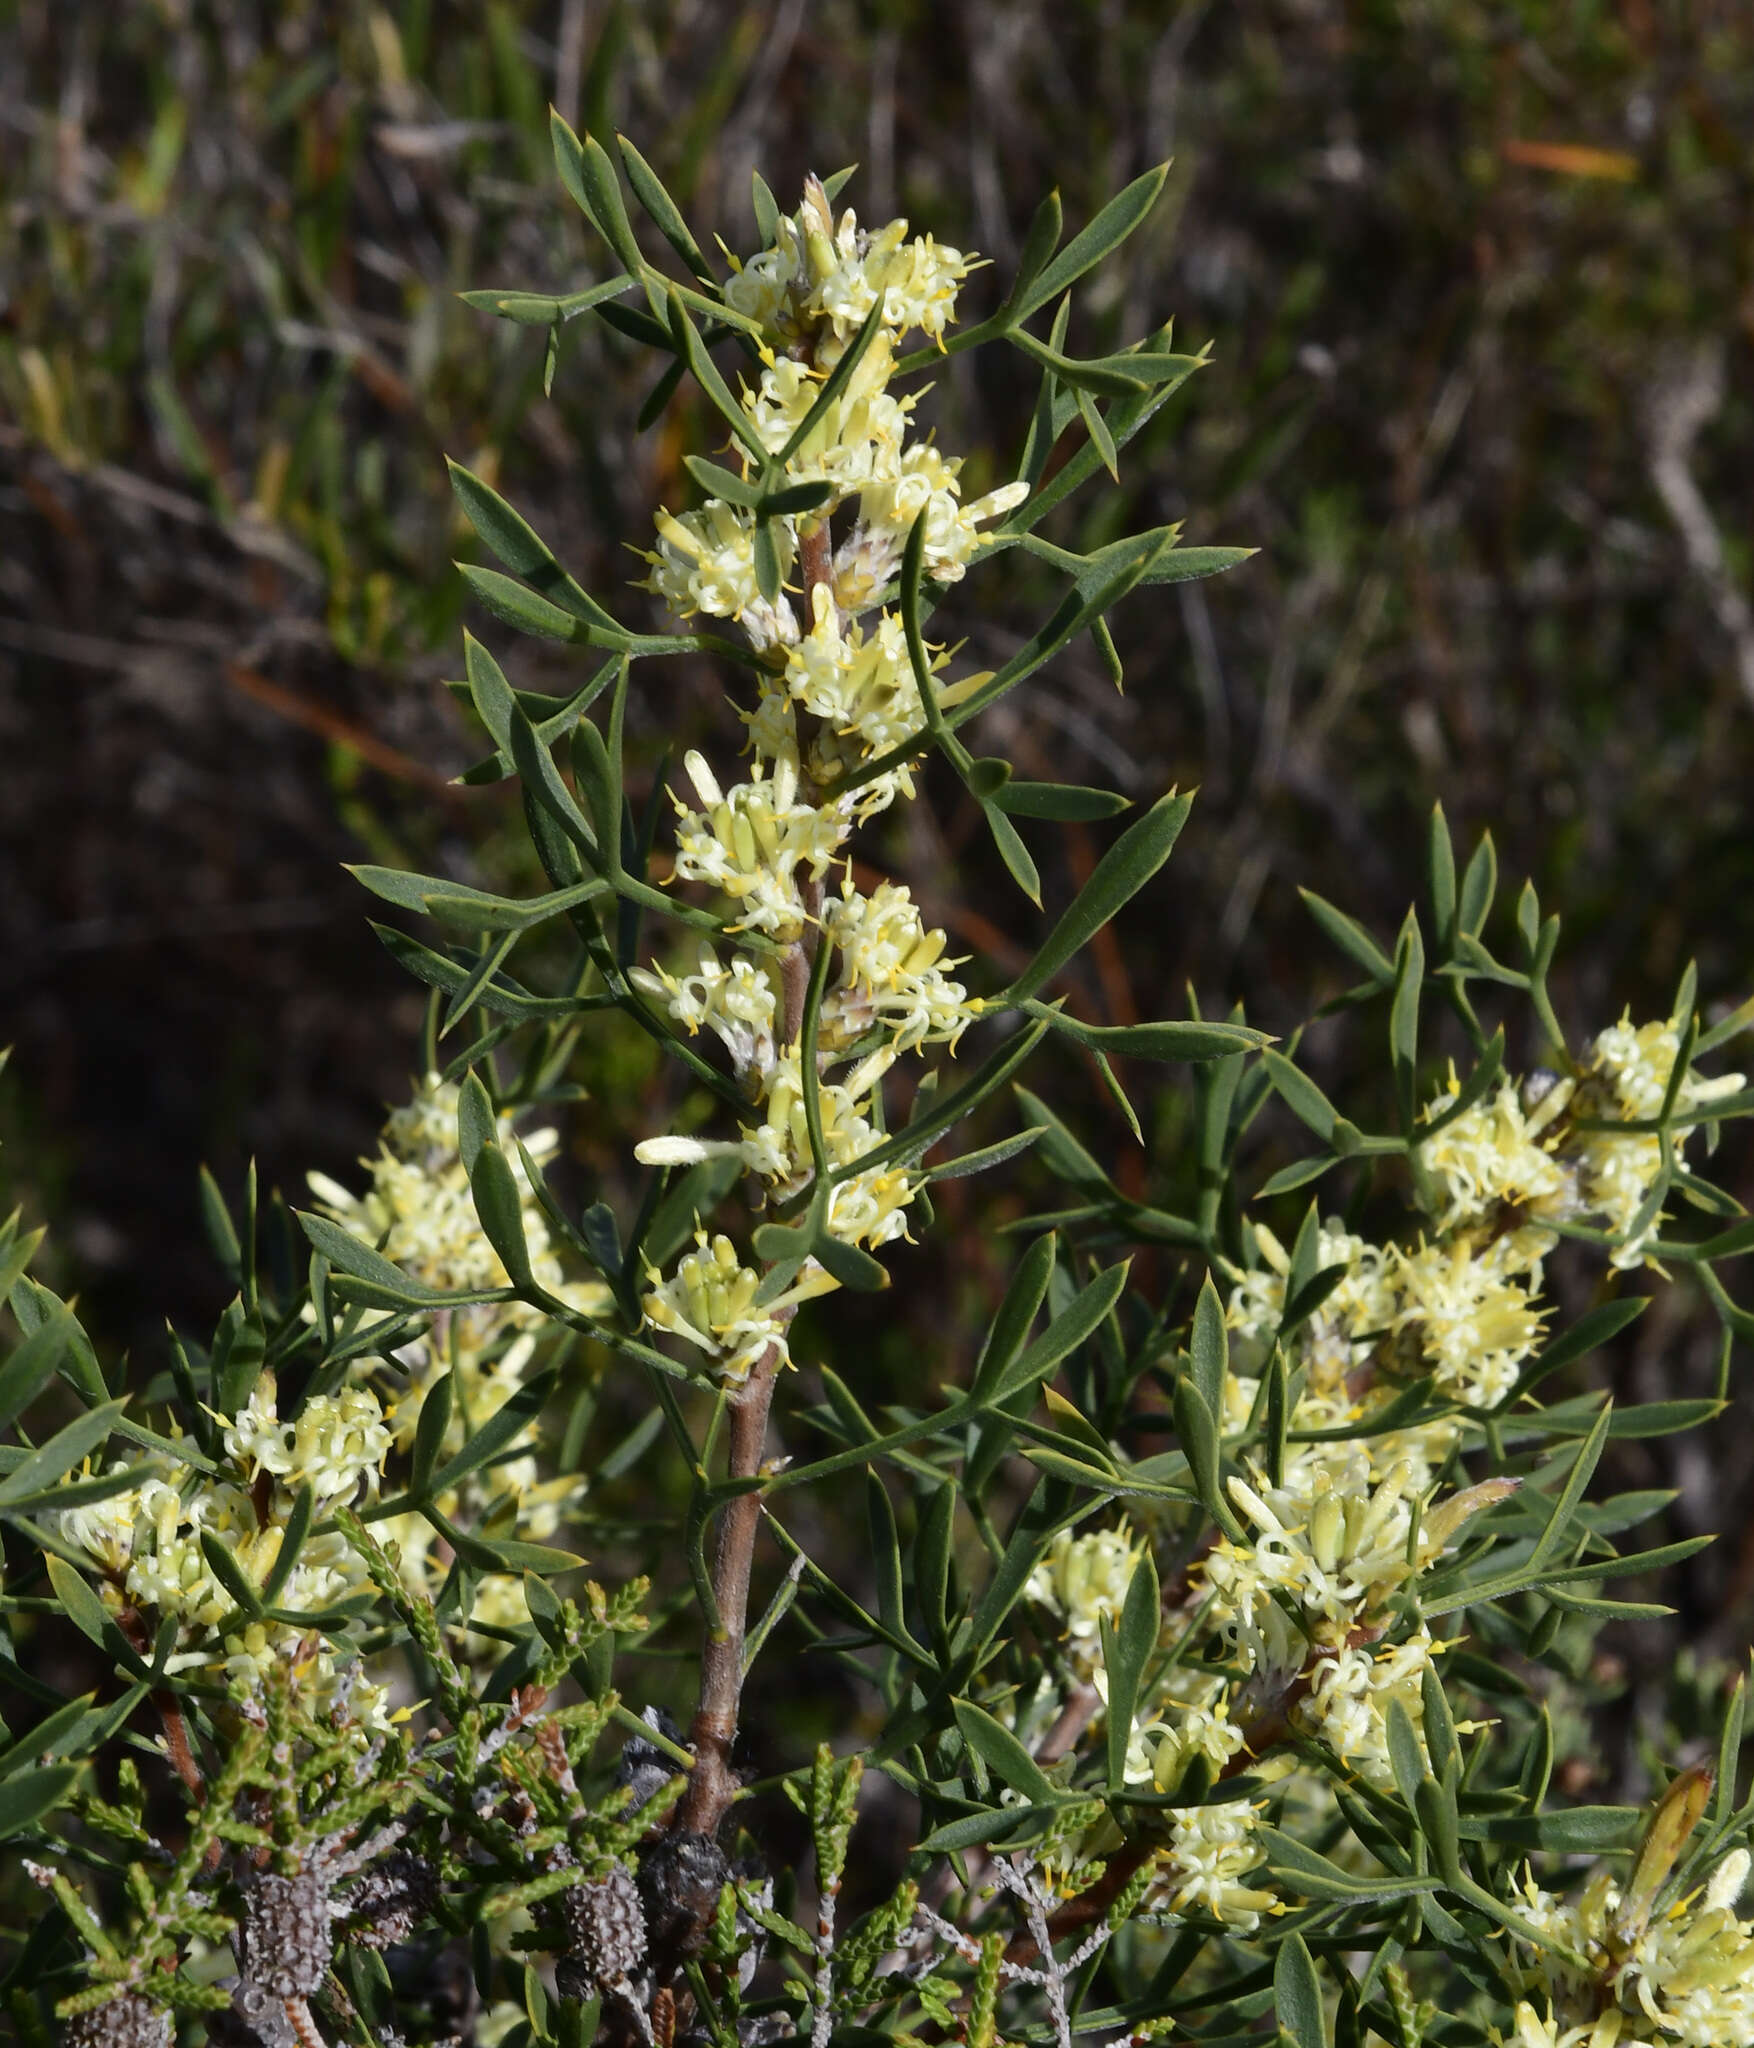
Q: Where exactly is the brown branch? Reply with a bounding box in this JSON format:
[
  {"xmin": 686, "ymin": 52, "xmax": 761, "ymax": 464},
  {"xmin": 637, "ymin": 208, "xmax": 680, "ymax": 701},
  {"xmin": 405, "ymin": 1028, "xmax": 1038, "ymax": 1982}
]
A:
[
  {"xmin": 673, "ymin": 512, "xmax": 836, "ymax": 1846},
  {"xmin": 676, "ymin": 1342, "xmax": 784, "ymax": 1836},
  {"xmin": 1036, "ymin": 1682, "xmax": 1103, "ymax": 1766},
  {"xmin": 999, "ymin": 1624, "xmax": 1384, "ymax": 1970}
]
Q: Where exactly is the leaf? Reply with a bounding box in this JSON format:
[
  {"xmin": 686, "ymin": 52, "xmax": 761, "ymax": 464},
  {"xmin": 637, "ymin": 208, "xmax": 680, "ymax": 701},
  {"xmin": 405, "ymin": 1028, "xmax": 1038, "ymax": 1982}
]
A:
[
  {"xmin": 0, "ymin": 1400, "xmax": 127, "ymax": 1506},
  {"xmin": 813, "ymin": 1232, "xmax": 891, "ymax": 1293},
  {"xmin": 918, "ymin": 1803, "xmax": 1068, "ymax": 1855},
  {"xmin": 1006, "ymin": 789, "xmax": 1194, "ymax": 1002},
  {"xmin": 982, "ymin": 800, "xmax": 1042, "ymax": 905},
  {"xmin": 448, "ymin": 462, "xmax": 622, "ymax": 636},
  {"xmin": 200, "ymin": 1530, "xmax": 264, "ymax": 1618},
  {"xmin": 1023, "ymin": 1005, "xmax": 1268, "ymax": 1064},
  {"xmin": 297, "ymin": 1212, "xmax": 462, "ymax": 1307},
  {"xmin": 1528, "ymin": 1404, "xmax": 1613, "ymax": 1570},
  {"xmin": 615, "ymin": 133, "xmax": 713, "ymax": 280},
  {"xmin": 0, "ymin": 1691, "xmax": 97, "ymax": 1777},
  {"xmin": 1172, "ymin": 1379, "xmax": 1233, "ymax": 1538},
  {"xmin": 457, "ymin": 1073, "xmax": 497, "ymax": 1179},
  {"xmin": 1463, "ymin": 1807, "xmax": 1640, "ymax": 1853},
  {"xmin": 775, "ymin": 297, "xmax": 888, "ymax": 467},
  {"xmin": 997, "ymin": 188, "xmax": 1063, "ymax": 321},
  {"xmin": 953, "ymin": 1698, "xmax": 1060, "ymax": 1805},
  {"xmin": 926, "ymin": 1126, "xmax": 1047, "ymax": 1183},
  {"xmin": 1274, "ymin": 1933, "xmax": 1325, "ymax": 2048},
  {"xmin": 833, "ymin": 1020, "xmax": 1052, "ymax": 1183},
  {"xmin": 349, "ymin": 865, "xmax": 609, "ymax": 933},
  {"xmin": 1009, "ymin": 165, "xmax": 1169, "ymax": 324},
  {"xmin": 409, "ymin": 1373, "xmax": 454, "ymax": 1503},
  {"xmin": 457, "ymin": 275, "xmax": 637, "ymax": 324},
  {"xmin": 425, "ymin": 1372, "xmax": 557, "ymax": 1499},
  {"xmin": 470, "ymin": 1143, "xmax": 537, "ymax": 1294},
  {"xmin": 1428, "ymin": 802, "xmax": 1457, "ymax": 947},
  {"xmin": 0, "ymin": 1306, "xmax": 74, "ymax": 1432},
  {"xmin": 1458, "ymin": 830, "xmax": 1498, "ymax": 938},
  {"xmin": 1103, "ymin": 1547, "xmax": 1160, "ymax": 1789},
  {"xmin": 0, "ymin": 1764, "xmax": 78, "ymax": 1842},
  {"xmin": 971, "ymin": 1237, "xmax": 1057, "ymax": 1400},
  {"xmin": 665, "ymin": 289, "xmax": 767, "ymax": 460},
  {"xmin": 991, "ymin": 1262, "xmax": 1128, "ymax": 1403},
  {"xmin": 1256, "ymin": 1155, "xmax": 1340, "ymax": 1199},
  {"xmin": 866, "ymin": 1474, "xmax": 914, "ymax": 1650},
  {"xmin": 1297, "ymin": 889, "xmax": 1395, "ymax": 983},
  {"xmin": 988, "ymin": 780, "xmax": 1130, "ymax": 821},
  {"xmin": 1390, "ymin": 911, "xmax": 1425, "ymax": 1131},
  {"xmin": 1385, "ymin": 1696, "xmax": 1426, "ymax": 1813},
  {"xmin": 1261, "ymin": 1827, "xmax": 1438, "ymax": 1904},
  {"xmin": 1075, "ymin": 383, "xmax": 1119, "ymax": 478},
  {"xmin": 1260, "ymin": 1049, "xmax": 1338, "ymax": 1143},
  {"xmin": 44, "ymin": 1555, "xmax": 150, "ymax": 1680},
  {"xmin": 1189, "ymin": 1275, "xmax": 1228, "ymax": 1419}
]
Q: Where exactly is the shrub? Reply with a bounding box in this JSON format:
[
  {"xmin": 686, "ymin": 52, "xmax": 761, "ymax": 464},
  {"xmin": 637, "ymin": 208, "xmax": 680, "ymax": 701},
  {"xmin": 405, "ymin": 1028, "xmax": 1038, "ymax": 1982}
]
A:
[{"xmin": 4, "ymin": 122, "xmax": 1753, "ymax": 2048}]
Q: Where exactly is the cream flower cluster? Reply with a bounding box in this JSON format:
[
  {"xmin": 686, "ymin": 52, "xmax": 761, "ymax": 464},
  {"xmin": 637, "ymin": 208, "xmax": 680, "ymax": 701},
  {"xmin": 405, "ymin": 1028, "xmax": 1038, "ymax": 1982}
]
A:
[
  {"xmin": 641, "ymin": 181, "xmax": 1024, "ymax": 660},
  {"xmin": 1228, "ymin": 1023, "xmax": 1743, "ymax": 1484},
  {"xmin": 1026, "ymin": 1525, "xmax": 1143, "ymax": 1672},
  {"xmin": 723, "ymin": 185, "xmax": 979, "ymax": 352},
  {"xmin": 1509, "ymin": 1850, "xmax": 1754, "ymax": 2046},
  {"xmin": 52, "ymin": 1375, "xmax": 392, "ymax": 1726},
  {"xmin": 631, "ymin": 184, "xmax": 1008, "ymax": 1384},
  {"xmin": 309, "ymin": 1071, "xmax": 609, "ymax": 1645},
  {"xmin": 642, "ymin": 1230, "xmax": 834, "ymax": 1386},
  {"xmin": 1571, "ymin": 1016, "xmax": 1745, "ymax": 1267}
]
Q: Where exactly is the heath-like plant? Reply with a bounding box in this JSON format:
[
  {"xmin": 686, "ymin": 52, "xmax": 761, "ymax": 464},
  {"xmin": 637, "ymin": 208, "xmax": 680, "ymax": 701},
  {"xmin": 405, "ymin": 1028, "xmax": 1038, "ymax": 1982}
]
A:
[{"xmin": 4, "ymin": 121, "xmax": 1754, "ymax": 2048}]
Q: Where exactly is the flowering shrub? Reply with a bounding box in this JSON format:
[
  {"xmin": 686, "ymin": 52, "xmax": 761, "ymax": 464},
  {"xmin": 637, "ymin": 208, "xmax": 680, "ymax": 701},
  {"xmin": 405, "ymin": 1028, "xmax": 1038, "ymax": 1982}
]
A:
[{"xmin": 4, "ymin": 124, "xmax": 1754, "ymax": 2048}]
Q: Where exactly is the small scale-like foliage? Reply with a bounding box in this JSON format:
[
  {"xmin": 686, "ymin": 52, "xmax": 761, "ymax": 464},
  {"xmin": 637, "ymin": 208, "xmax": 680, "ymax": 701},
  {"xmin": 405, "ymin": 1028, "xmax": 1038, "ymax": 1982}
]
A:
[{"xmin": 2, "ymin": 119, "xmax": 1753, "ymax": 2048}]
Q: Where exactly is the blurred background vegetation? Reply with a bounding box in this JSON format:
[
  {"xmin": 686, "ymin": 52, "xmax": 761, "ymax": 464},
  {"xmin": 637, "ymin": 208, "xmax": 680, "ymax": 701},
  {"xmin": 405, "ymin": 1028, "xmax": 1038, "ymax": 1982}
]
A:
[{"xmin": 3, "ymin": 0, "xmax": 1753, "ymax": 1781}]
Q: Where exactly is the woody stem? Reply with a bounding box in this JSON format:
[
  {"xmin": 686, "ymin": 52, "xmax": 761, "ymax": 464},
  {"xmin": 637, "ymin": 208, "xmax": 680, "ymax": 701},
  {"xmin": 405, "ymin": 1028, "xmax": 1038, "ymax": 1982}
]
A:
[{"xmin": 677, "ymin": 516, "xmax": 835, "ymax": 1840}]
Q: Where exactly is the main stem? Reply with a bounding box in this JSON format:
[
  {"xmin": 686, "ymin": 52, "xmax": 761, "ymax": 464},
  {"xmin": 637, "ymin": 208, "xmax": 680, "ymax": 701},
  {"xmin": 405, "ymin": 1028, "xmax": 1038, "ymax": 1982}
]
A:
[{"xmin": 676, "ymin": 515, "xmax": 836, "ymax": 1840}]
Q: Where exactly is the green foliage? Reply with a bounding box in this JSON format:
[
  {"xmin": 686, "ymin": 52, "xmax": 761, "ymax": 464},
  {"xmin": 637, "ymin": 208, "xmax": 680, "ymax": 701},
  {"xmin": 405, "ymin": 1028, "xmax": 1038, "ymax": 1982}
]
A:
[{"xmin": 1, "ymin": 68, "xmax": 1753, "ymax": 2048}]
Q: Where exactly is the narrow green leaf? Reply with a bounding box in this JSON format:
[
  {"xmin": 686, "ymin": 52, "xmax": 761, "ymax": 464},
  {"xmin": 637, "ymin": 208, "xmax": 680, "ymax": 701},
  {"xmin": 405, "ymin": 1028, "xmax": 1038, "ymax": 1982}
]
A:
[
  {"xmin": 1385, "ymin": 1697, "xmax": 1426, "ymax": 1813},
  {"xmin": 926, "ymin": 1126, "xmax": 1047, "ymax": 1183},
  {"xmin": 471, "ymin": 1143, "xmax": 536, "ymax": 1293},
  {"xmin": 1260, "ymin": 1049, "xmax": 1338, "ymax": 1142},
  {"xmin": 0, "ymin": 1764, "xmax": 78, "ymax": 1841},
  {"xmin": 457, "ymin": 276, "xmax": 636, "ymax": 325},
  {"xmin": 972, "ymin": 1236, "xmax": 1057, "ymax": 1400},
  {"xmin": 409, "ymin": 1373, "xmax": 454, "ymax": 1503},
  {"xmin": 1010, "ymin": 165, "xmax": 1168, "ymax": 324},
  {"xmin": 774, "ymin": 297, "xmax": 887, "ymax": 468},
  {"xmin": 449, "ymin": 462, "xmax": 622, "ymax": 635},
  {"xmin": 1189, "ymin": 1276, "xmax": 1228, "ymax": 1418},
  {"xmin": 992, "ymin": 1262, "xmax": 1128, "ymax": 1403},
  {"xmin": 0, "ymin": 1307, "xmax": 74, "ymax": 1432},
  {"xmin": 953, "ymin": 1698, "xmax": 1060, "ymax": 1805},
  {"xmin": 1458, "ymin": 830, "xmax": 1498, "ymax": 938},
  {"xmin": 1298, "ymin": 888, "xmax": 1394, "ymax": 983},
  {"xmin": 425, "ymin": 1372, "xmax": 557, "ymax": 1499},
  {"xmin": 1007, "ymin": 789, "xmax": 1195, "ymax": 1002},
  {"xmin": 200, "ymin": 1529, "xmax": 264, "ymax": 1618},
  {"xmin": 1274, "ymin": 1932, "xmax": 1325, "ymax": 2048},
  {"xmin": 615, "ymin": 133, "xmax": 713, "ymax": 280},
  {"xmin": 989, "ymin": 780, "xmax": 1130, "ymax": 821},
  {"xmin": 1428, "ymin": 802, "xmax": 1457, "ymax": 948},
  {"xmin": 666, "ymin": 289, "xmax": 767, "ymax": 460},
  {"xmin": 982, "ymin": 801, "xmax": 1042, "ymax": 905},
  {"xmin": 1528, "ymin": 1404, "xmax": 1613, "ymax": 1570},
  {"xmin": 297, "ymin": 1212, "xmax": 462, "ymax": 1307},
  {"xmin": 997, "ymin": 188, "xmax": 1063, "ymax": 320},
  {"xmin": 1390, "ymin": 911, "xmax": 1425, "ymax": 1131},
  {"xmin": 1103, "ymin": 1547, "xmax": 1159, "ymax": 1789},
  {"xmin": 0, "ymin": 1401, "xmax": 127, "ymax": 1506}
]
